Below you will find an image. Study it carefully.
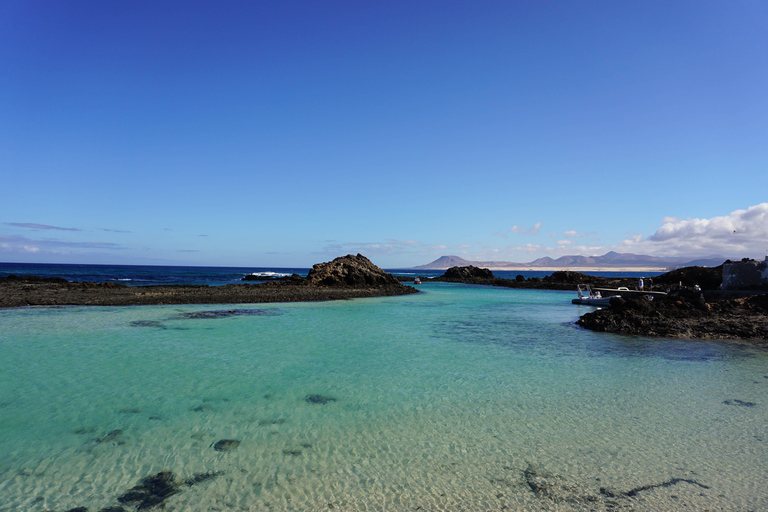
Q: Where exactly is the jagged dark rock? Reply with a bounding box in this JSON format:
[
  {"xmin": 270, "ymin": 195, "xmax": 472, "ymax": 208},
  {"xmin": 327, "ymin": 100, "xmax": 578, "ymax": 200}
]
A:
[
  {"xmin": 305, "ymin": 254, "xmax": 402, "ymax": 287},
  {"xmin": 437, "ymin": 265, "xmax": 495, "ymax": 282},
  {"xmin": 577, "ymin": 293, "xmax": 768, "ymax": 341}
]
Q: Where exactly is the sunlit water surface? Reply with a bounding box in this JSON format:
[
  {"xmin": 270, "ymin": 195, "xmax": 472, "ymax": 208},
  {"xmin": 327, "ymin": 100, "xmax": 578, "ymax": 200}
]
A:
[{"xmin": 1, "ymin": 283, "xmax": 766, "ymax": 511}]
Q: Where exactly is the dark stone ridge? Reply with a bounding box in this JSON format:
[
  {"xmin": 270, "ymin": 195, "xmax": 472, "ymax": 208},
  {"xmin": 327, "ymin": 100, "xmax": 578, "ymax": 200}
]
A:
[
  {"xmin": 211, "ymin": 439, "xmax": 241, "ymax": 451},
  {"xmin": 305, "ymin": 394, "xmax": 337, "ymax": 404},
  {"xmin": 98, "ymin": 507, "xmax": 127, "ymax": 512},
  {"xmin": 0, "ymin": 274, "xmax": 69, "ymax": 284},
  {"xmin": 430, "ymin": 265, "xmax": 726, "ymax": 292},
  {"xmin": 577, "ymin": 292, "xmax": 768, "ymax": 341},
  {"xmin": 0, "ymin": 256, "xmax": 416, "ymax": 307},
  {"xmin": 305, "ymin": 254, "xmax": 403, "ymax": 287},
  {"xmin": 64, "ymin": 508, "xmax": 88, "ymax": 512}
]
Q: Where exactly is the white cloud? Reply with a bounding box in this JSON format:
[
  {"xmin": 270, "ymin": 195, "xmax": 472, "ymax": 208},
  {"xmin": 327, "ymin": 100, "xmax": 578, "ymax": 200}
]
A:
[
  {"xmin": 0, "ymin": 235, "xmax": 126, "ymax": 256},
  {"xmin": 510, "ymin": 222, "xmax": 542, "ymax": 235},
  {"xmin": 563, "ymin": 230, "xmax": 593, "ymax": 238},
  {"xmin": 5, "ymin": 223, "xmax": 81, "ymax": 231},
  {"xmin": 623, "ymin": 203, "xmax": 768, "ymax": 258}
]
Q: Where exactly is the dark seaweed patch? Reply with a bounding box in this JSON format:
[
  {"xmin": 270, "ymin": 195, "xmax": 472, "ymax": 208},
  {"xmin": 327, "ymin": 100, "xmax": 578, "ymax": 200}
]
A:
[
  {"xmin": 723, "ymin": 399, "xmax": 757, "ymax": 407},
  {"xmin": 65, "ymin": 471, "xmax": 222, "ymax": 511},
  {"xmin": 622, "ymin": 477, "xmax": 710, "ymax": 497},
  {"xmin": 177, "ymin": 308, "xmax": 279, "ymax": 320},
  {"xmin": 184, "ymin": 471, "xmax": 224, "ymax": 486},
  {"xmin": 258, "ymin": 418, "xmax": 287, "ymax": 426},
  {"xmin": 95, "ymin": 429, "xmax": 123, "ymax": 444},
  {"xmin": 130, "ymin": 320, "xmax": 167, "ymax": 329},
  {"xmin": 520, "ymin": 463, "xmax": 710, "ymax": 507},
  {"xmin": 117, "ymin": 472, "xmax": 178, "ymax": 510},
  {"xmin": 305, "ymin": 394, "xmax": 337, "ymax": 404}
]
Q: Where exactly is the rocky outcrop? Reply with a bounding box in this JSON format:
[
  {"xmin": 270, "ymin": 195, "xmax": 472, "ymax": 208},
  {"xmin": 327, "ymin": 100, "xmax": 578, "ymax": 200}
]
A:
[
  {"xmin": 305, "ymin": 254, "xmax": 402, "ymax": 287},
  {"xmin": 435, "ymin": 266, "xmax": 495, "ymax": 282},
  {"xmin": 0, "ymin": 256, "xmax": 417, "ymax": 307},
  {"xmin": 577, "ymin": 292, "xmax": 768, "ymax": 341}
]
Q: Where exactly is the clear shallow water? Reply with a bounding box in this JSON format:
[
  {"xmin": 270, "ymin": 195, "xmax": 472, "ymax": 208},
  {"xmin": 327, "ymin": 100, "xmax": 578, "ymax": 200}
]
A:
[{"xmin": 1, "ymin": 283, "xmax": 766, "ymax": 511}]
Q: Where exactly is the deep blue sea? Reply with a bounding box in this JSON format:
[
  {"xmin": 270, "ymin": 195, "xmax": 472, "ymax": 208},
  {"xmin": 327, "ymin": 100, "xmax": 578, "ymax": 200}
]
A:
[
  {"xmin": 0, "ymin": 262, "xmax": 662, "ymax": 286},
  {"xmin": 1, "ymin": 263, "xmax": 765, "ymax": 511}
]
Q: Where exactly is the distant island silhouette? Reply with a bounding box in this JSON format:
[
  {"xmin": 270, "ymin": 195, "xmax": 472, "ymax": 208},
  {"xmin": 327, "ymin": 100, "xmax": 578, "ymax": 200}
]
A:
[{"xmin": 413, "ymin": 251, "xmax": 727, "ymax": 271}]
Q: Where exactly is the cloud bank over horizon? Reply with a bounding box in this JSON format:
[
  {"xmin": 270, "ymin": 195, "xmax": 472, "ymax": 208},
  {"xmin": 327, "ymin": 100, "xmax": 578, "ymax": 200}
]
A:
[
  {"xmin": 620, "ymin": 203, "xmax": 768, "ymax": 260},
  {"xmin": 2, "ymin": 203, "xmax": 766, "ymax": 266}
]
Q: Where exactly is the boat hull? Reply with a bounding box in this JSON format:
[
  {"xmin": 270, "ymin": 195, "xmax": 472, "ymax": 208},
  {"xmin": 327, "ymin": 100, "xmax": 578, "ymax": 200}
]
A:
[{"xmin": 571, "ymin": 297, "xmax": 613, "ymax": 306}]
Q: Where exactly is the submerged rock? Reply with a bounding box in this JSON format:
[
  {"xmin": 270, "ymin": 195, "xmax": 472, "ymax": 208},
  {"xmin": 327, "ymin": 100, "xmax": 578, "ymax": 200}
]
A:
[
  {"xmin": 178, "ymin": 309, "xmax": 277, "ymax": 319},
  {"xmin": 211, "ymin": 439, "xmax": 240, "ymax": 451},
  {"xmin": 305, "ymin": 394, "xmax": 337, "ymax": 404}
]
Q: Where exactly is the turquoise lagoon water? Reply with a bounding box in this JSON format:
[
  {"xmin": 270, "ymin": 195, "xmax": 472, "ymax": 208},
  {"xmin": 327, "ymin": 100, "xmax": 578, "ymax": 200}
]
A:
[{"xmin": 1, "ymin": 283, "xmax": 766, "ymax": 511}]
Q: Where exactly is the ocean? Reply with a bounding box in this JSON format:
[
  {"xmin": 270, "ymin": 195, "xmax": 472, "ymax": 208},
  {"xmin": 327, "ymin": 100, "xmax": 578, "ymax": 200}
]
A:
[
  {"xmin": 0, "ymin": 262, "xmax": 661, "ymax": 286},
  {"xmin": 0, "ymin": 263, "xmax": 766, "ymax": 511}
]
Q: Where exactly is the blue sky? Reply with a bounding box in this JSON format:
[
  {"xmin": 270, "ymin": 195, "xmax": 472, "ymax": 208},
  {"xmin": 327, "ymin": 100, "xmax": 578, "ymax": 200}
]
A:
[{"xmin": 2, "ymin": 1, "xmax": 767, "ymax": 268}]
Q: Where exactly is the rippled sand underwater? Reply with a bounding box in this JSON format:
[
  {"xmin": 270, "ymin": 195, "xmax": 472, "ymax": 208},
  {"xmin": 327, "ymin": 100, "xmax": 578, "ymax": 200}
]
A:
[{"xmin": 1, "ymin": 283, "xmax": 767, "ymax": 511}]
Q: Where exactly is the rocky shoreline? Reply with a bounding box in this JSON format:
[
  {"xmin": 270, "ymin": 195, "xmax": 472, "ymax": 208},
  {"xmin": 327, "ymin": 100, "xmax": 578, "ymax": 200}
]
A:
[
  {"xmin": 576, "ymin": 292, "xmax": 768, "ymax": 342},
  {"xmin": 0, "ymin": 255, "xmax": 418, "ymax": 308},
  {"xmin": 419, "ymin": 265, "xmax": 768, "ymax": 342}
]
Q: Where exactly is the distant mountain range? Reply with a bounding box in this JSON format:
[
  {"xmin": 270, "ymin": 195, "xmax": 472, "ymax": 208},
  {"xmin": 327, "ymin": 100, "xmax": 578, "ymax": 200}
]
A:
[{"xmin": 412, "ymin": 251, "xmax": 727, "ymax": 270}]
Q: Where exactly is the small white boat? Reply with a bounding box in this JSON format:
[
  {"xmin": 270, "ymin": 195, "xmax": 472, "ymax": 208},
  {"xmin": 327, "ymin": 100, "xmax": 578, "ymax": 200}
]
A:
[
  {"xmin": 414, "ymin": 277, "xmax": 421, "ymax": 285},
  {"xmin": 571, "ymin": 284, "xmax": 614, "ymax": 306}
]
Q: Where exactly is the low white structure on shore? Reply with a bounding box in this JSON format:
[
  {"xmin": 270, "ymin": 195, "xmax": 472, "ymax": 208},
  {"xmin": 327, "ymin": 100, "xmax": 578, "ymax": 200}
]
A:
[{"xmin": 722, "ymin": 256, "xmax": 768, "ymax": 290}]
